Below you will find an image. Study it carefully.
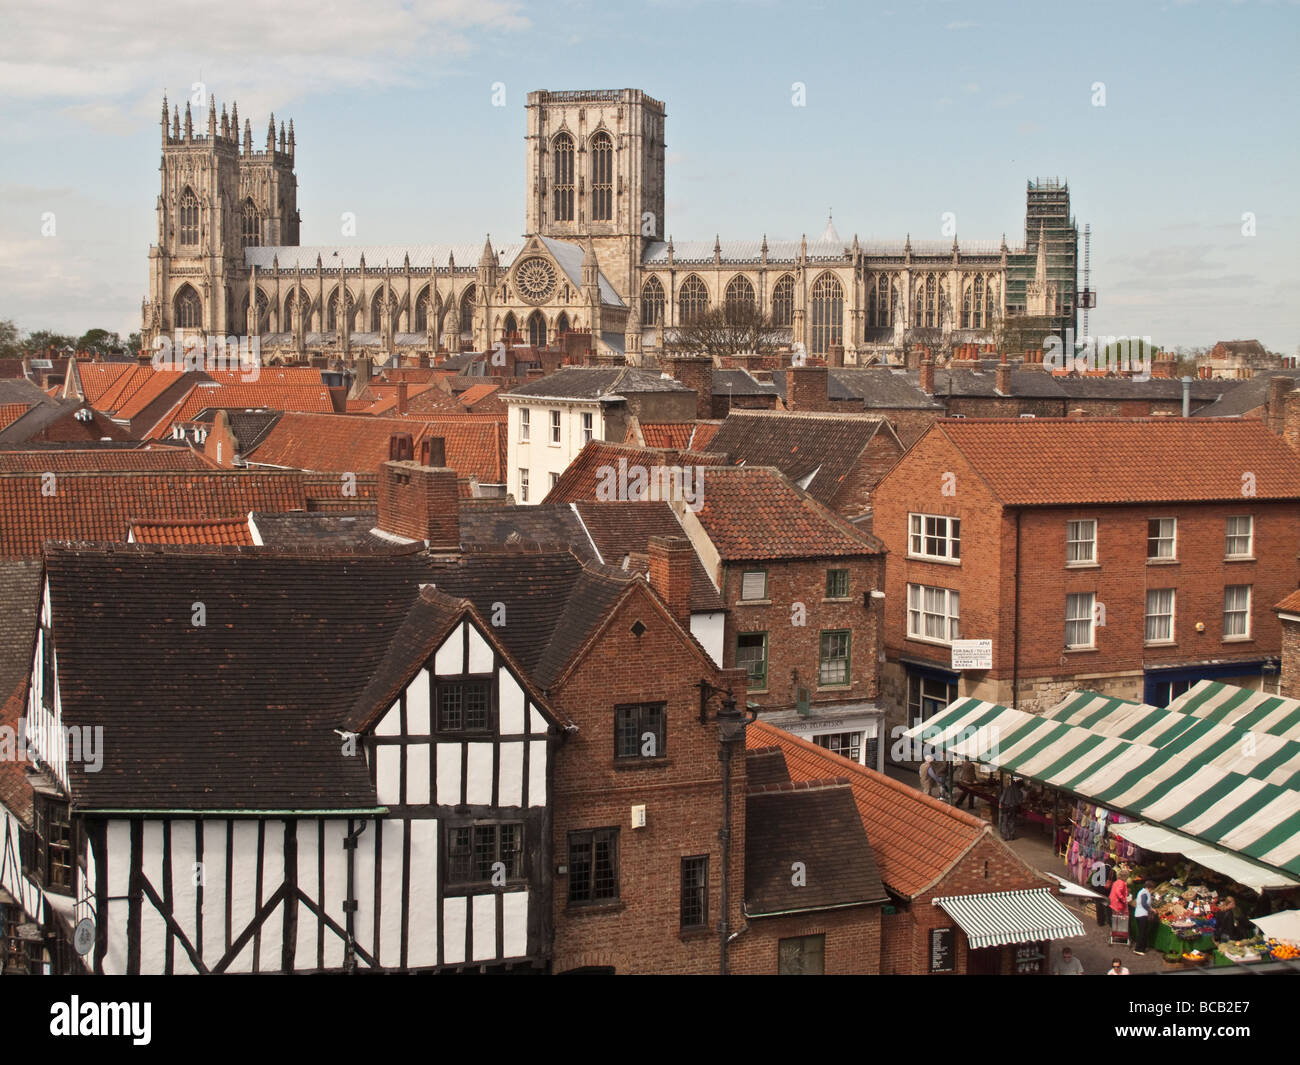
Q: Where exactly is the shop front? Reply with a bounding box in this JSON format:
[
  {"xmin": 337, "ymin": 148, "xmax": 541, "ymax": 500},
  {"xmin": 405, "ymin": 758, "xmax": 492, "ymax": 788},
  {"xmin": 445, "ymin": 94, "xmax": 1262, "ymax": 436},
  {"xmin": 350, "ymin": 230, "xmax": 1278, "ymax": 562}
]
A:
[{"xmin": 930, "ymin": 888, "xmax": 1083, "ymax": 975}]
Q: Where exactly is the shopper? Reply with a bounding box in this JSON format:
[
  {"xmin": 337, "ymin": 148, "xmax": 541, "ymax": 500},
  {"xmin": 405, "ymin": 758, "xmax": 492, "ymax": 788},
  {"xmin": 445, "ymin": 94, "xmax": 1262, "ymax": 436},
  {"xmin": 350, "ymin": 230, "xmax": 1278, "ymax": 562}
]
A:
[
  {"xmin": 998, "ymin": 775, "xmax": 1022, "ymax": 840},
  {"xmin": 1132, "ymin": 879, "xmax": 1154, "ymax": 955},
  {"xmin": 954, "ymin": 759, "xmax": 978, "ymax": 810},
  {"xmin": 1109, "ymin": 871, "xmax": 1130, "ymax": 944},
  {"xmin": 1052, "ymin": 947, "xmax": 1084, "ymax": 975},
  {"xmin": 1106, "ymin": 958, "xmax": 1130, "ymax": 975}
]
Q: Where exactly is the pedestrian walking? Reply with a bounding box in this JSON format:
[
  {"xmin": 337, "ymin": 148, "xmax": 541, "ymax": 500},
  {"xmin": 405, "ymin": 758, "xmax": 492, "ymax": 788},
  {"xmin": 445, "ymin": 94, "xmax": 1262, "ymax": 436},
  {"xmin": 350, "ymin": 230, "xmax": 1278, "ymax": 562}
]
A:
[
  {"xmin": 1109, "ymin": 872, "xmax": 1130, "ymax": 945},
  {"xmin": 1106, "ymin": 958, "xmax": 1130, "ymax": 975},
  {"xmin": 1133, "ymin": 879, "xmax": 1154, "ymax": 955},
  {"xmin": 998, "ymin": 775, "xmax": 1022, "ymax": 840}
]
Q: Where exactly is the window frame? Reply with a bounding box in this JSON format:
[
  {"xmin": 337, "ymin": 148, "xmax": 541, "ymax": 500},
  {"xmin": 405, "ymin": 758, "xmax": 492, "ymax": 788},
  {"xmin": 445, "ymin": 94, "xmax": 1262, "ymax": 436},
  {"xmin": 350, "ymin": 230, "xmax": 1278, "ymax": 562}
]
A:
[
  {"xmin": 813, "ymin": 731, "xmax": 863, "ymax": 762},
  {"xmin": 739, "ymin": 569, "xmax": 768, "ymax": 602},
  {"xmin": 443, "ymin": 821, "xmax": 525, "ymax": 894},
  {"xmin": 434, "ymin": 678, "xmax": 495, "ymax": 735},
  {"xmin": 908, "ymin": 513, "xmax": 961, "ymax": 563},
  {"xmin": 1065, "ymin": 591, "xmax": 1096, "ymax": 650},
  {"xmin": 1223, "ymin": 584, "xmax": 1252, "ymax": 640},
  {"xmin": 581, "ymin": 410, "xmax": 594, "ymax": 444},
  {"xmin": 1144, "ymin": 588, "xmax": 1176, "ymax": 646},
  {"xmin": 1066, "ymin": 519, "xmax": 1097, "ymax": 566},
  {"xmin": 680, "ymin": 855, "xmax": 709, "ymax": 931},
  {"xmin": 1147, "ymin": 517, "xmax": 1177, "ymax": 561},
  {"xmin": 778, "ymin": 933, "xmax": 826, "ymax": 975},
  {"xmin": 567, "ymin": 827, "xmax": 620, "ymax": 906},
  {"xmin": 33, "ymin": 794, "xmax": 72, "ymax": 894},
  {"xmin": 549, "ymin": 408, "xmax": 562, "ymax": 445},
  {"xmin": 907, "ymin": 673, "xmax": 958, "ymax": 730},
  {"xmin": 818, "ymin": 629, "xmax": 851, "ymax": 688},
  {"xmin": 40, "ymin": 623, "xmax": 53, "ymax": 710},
  {"xmin": 613, "ymin": 702, "xmax": 667, "ymax": 761},
  {"xmin": 826, "ymin": 568, "xmax": 850, "ymax": 599},
  {"xmin": 1225, "ymin": 515, "xmax": 1253, "ymax": 560},
  {"xmin": 518, "ymin": 407, "xmax": 530, "ymax": 443},
  {"xmin": 735, "ymin": 631, "xmax": 768, "ymax": 691},
  {"xmin": 906, "ymin": 584, "xmax": 960, "ymax": 646}
]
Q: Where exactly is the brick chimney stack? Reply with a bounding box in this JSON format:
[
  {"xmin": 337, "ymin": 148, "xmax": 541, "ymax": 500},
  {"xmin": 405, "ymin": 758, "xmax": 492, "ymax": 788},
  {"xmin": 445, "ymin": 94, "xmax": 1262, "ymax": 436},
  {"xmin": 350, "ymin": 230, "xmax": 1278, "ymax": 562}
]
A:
[
  {"xmin": 1284, "ymin": 391, "xmax": 1300, "ymax": 452},
  {"xmin": 647, "ymin": 535, "xmax": 693, "ymax": 627},
  {"xmin": 788, "ymin": 365, "xmax": 831, "ymax": 411},
  {"xmin": 1268, "ymin": 376, "xmax": 1295, "ymax": 435},
  {"xmin": 396, "ymin": 378, "xmax": 409, "ymax": 416},
  {"xmin": 996, "ymin": 359, "xmax": 1011, "ymax": 396},
  {"xmin": 377, "ymin": 460, "xmax": 460, "ymax": 550},
  {"xmin": 666, "ymin": 355, "xmax": 714, "ymax": 419},
  {"xmin": 919, "ymin": 357, "xmax": 935, "ymax": 395},
  {"xmin": 828, "ymin": 343, "xmax": 845, "ymax": 368}
]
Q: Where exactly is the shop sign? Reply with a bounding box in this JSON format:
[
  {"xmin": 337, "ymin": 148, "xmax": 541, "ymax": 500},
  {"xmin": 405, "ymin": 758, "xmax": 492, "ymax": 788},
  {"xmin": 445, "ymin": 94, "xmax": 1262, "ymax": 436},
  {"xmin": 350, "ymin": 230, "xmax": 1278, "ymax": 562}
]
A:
[
  {"xmin": 951, "ymin": 639, "xmax": 993, "ymax": 671},
  {"xmin": 930, "ymin": 927, "xmax": 956, "ymax": 972}
]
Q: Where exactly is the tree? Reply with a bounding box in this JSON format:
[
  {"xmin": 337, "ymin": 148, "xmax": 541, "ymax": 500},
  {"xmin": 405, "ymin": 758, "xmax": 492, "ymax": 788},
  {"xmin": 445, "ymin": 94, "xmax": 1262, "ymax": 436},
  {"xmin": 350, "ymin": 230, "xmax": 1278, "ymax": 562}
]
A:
[
  {"xmin": 0, "ymin": 319, "xmax": 20, "ymax": 359},
  {"xmin": 76, "ymin": 328, "xmax": 123, "ymax": 355},
  {"xmin": 666, "ymin": 304, "xmax": 785, "ymax": 358},
  {"xmin": 25, "ymin": 329, "xmax": 76, "ymax": 354}
]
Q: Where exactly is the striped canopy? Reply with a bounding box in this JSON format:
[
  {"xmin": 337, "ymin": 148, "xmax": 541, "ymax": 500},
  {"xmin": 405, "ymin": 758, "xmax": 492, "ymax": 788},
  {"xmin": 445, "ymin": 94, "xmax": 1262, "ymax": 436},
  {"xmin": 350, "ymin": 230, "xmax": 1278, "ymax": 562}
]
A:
[
  {"xmin": 905, "ymin": 686, "xmax": 1300, "ymax": 877},
  {"xmin": 931, "ymin": 889, "xmax": 1084, "ymax": 949}
]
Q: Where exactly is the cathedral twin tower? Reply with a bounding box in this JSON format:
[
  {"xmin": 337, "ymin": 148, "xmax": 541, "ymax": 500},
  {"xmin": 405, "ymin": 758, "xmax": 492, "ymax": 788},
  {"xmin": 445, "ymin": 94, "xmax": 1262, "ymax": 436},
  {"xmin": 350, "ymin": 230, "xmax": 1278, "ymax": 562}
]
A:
[{"xmin": 144, "ymin": 88, "xmax": 1077, "ymax": 364}]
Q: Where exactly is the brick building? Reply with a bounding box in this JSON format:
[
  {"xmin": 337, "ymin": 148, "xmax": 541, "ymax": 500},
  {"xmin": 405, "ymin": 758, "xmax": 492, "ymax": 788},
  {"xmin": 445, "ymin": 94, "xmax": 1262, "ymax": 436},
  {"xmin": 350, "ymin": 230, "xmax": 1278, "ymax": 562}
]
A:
[
  {"xmin": 1276, "ymin": 589, "xmax": 1300, "ymax": 700},
  {"xmin": 748, "ymin": 721, "xmax": 1075, "ymax": 975},
  {"xmin": 872, "ymin": 418, "xmax": 1300, "ymax": 737}
]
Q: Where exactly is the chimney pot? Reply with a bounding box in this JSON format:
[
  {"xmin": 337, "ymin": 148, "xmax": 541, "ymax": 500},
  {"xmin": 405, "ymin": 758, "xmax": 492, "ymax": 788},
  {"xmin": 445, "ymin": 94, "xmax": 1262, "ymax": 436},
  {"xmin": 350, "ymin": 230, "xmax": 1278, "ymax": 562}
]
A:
[{"xmin": 920, "ymin": 357, "xmax": 935, "ymax": 395}]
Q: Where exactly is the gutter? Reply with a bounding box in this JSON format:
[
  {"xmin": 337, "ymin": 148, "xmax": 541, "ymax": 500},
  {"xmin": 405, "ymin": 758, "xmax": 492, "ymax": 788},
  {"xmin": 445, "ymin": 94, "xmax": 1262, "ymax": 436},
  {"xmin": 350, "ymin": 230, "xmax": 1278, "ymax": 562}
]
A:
[
  {"xmin": 745, "ymin": 897, "xmax": 891, "ymax": 919},
  {"xmin": 1012, "ymin": 508, "xmax": 1021, "ymax": 711}
]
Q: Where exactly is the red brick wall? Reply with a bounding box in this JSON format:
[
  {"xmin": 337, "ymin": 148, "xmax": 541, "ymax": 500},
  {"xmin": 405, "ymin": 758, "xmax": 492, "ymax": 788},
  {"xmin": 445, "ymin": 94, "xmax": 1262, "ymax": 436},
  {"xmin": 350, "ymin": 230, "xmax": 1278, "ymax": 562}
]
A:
[
  {"xmin": 1281, "ymin": 616, "xmax": 1300, "ymax": 699},
  {"xmin": 829, "ymin": 429, "xmax": 904, "ymax": 519},
  {"xmin": 879, "ymin": 409, "xmax": 945, "ymax": 450},
  {"xmin": 721, "ymin": 555, "xmax": 885, "ymax": 711},
  {"xmin": 731, "ymin": 905, "xmax": 882, "ymax": 974},
  {"xmin": 375, "ymin": 460, "xmax": 459, "ymax": 547},
  {"xmin": 550, "ymin": 584, "xmax": 750, "ymax": 974}
]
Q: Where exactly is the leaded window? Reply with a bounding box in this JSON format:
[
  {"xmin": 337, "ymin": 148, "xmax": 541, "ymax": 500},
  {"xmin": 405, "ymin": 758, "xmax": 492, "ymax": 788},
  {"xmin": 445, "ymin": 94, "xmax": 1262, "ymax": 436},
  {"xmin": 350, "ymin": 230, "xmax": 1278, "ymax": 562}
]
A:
[
  {"xmin": 175, "ymin": 285, "xmax": 202, "ymax": 329},
  {"xmin": 679, "ymin": 275, "xmax": 708, "ymax": 324},
  {"xmin": 590, "ymin": 131, "xmax": 613, "ymax": 221},
  {"xmin": 809, "ymin": 273, "xmax": 843, "ymax": 356},
  {"xmin": 771, "ymin": 275, "xmax": 795, "ymax": 327},
  {"xmin": 553, "ymin": 132, "xmax": 575, "ymax": 221},
  {"xmin": 241, "ymin": 199, "xmax": 260, "ymax": 247},
  {"xmin": 178, "ymin": 187, "xmax": 199, "ymax": 245},
  {"xmin": 437, "ymin": 681, "xmax": 490, "ymax": 732},
  {"xmin": 724, "ymin": 275, "xmax": 755, "ymax": 321},
  {"xmin": 641, "ymin": 276, "xmax": 665, "ymax": 325},
  {"xmin": 568, "ymin": 828, "xmax": 619, "ymax": 904}
]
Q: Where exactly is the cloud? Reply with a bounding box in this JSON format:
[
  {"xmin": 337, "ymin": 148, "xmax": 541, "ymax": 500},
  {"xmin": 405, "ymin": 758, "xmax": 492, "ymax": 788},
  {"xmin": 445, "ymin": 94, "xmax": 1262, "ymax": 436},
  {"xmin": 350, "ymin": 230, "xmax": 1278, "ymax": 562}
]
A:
[
  {"xmin": 0, "ymin": 0, "xmax": 530, "ymax": 112},
  {"xmin": 946, "ymin": 20, "xmax": 976, "ymax": 30}
]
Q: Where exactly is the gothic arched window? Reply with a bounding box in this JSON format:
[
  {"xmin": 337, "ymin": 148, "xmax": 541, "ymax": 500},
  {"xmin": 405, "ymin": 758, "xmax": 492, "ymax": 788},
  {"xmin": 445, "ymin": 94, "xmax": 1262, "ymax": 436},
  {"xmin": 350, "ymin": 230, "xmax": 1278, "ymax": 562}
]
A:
[
  {"xmin": 590, "ymin": 131, "xmax": 613, "ymax": 222},
  {"xmin": 809, "ymin": 273, "xmax": 844, "ymax": 356},
  {"xmin": 556, "ymin": 311, "xmax": 570, "ymax": 336},
  {"xmin": 460, "ymin": 286, "xmax": 476, "ymax": 338},
  {"xmin": 724, "ymin": 275, "xmax": 756, "ymax": 322},
  {"xmin": 241, "ymin": 200, "xmax": 260, "ymax": 247},
  {"xmin": 503, "ymin": 312, "xmax": 518, "ymax": 339},
  {"xmin": 553, "ymin": 133, "xmax": 575, "ymax": 222},
  {"xmin": 871, "ymin": 276, "xmax": 894, "ymax": 328},
  {"xmin": 174, "ymin": 285, "xmax": 202, "ymax": 329},
  {"xmin": 414, "ymin": 287, "xmax": 436, "ymax": 333},
  {"xmin": 985, "ymin": 276, "xmax": 997, "ymax": 325},
  {"xmin": 962, "ymin": 286, "xmax": 972, "ymax": 330},
  {"xmin": 641, "ymin": 276, "xmax": 665, "ymax": 325},
  {"xmin": 328, "ymin": 288, "xmax": 353, "ymax": 332},
  {"xmin": 287, "ymin": 289, "xmax": 311, "ymax": 330},
  {"xmin": 371, "ymin": 289, "xmax": 388, "ymax": 332},
  {"xmin": 179, "ymin": 187, "xmax": 199, "ymax": 246},
  {"xmin": 678, "ymin": 275, "xmax": 708, "ymax": 325},
  {"xmin": 771, "ymin": 274, "xmax": 794, "ymax": 327},
  {"xmin": 925, "ymin": 275, "xmax": 937, "ymax": 328},
  {"xmin": 971, "ymin": 275, "xmax": 984, "ymax": 329},
  {"xmin": 527, "ymin": 310, "xmax": 547, "ymax": 348}
]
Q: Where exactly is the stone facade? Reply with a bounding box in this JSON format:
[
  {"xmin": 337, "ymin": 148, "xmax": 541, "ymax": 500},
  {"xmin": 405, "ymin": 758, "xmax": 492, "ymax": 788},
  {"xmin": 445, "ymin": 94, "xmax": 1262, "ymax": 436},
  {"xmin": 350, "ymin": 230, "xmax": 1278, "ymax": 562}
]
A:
[{"xmin": 142, "ymin": 90, "xmax": 1077, "ymax": 367}]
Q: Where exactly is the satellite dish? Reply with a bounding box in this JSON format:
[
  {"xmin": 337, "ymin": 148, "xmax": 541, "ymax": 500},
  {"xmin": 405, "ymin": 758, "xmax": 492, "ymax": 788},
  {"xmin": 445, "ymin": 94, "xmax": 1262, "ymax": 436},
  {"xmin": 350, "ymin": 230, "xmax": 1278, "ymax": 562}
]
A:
[{"xmin": 73, "ymin": 917, "xmax": 95, "ymax": 955}]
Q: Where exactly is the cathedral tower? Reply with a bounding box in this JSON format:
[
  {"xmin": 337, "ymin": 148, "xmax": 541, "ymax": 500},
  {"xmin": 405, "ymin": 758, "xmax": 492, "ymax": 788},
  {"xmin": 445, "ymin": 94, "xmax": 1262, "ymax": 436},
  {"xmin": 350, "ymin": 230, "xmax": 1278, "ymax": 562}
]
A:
[
  {"xmin": 144, "ymin": 94, "xmax": 300, "ymax": 345},
  {"xmin": 524, "ymin": 89, "xmax": 665, "ymax": 299}
]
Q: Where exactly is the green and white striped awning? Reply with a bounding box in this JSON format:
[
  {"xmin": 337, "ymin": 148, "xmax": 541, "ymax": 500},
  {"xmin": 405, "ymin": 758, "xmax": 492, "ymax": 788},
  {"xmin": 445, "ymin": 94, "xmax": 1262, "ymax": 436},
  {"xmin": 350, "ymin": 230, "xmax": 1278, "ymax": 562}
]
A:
[
  {"xmin": 906, "ymin": 692, "xmax": 1300, "ymax": 878},
  {"xmin": 931, "ymin": 889, "xmax": 1084, "ymax": 949},
  {"xmin": 1169, "ymin": 681, "xmax": 1300, "ymax": 742}
]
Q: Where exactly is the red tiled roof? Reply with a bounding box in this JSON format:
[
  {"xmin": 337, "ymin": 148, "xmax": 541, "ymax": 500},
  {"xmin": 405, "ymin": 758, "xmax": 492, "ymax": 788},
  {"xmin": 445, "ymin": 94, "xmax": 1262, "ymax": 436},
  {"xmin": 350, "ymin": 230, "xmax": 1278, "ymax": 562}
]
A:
[
  {"xmin": 114, "ymin": 368, "xmax": 195, "ymax": 420},
  {"xmin": 1275, "ymin": 589, "xmax": 1300, "ymax": 614},
  {"xmin": 543, "ymin": 440, "xmax": 729, "ymax": 505},
  {"xmin": 147, "ymin": 383, "xmax": 339, "ymax": 438},
  {"xmin": 457, "ymin": 383, "xmax": 500, "ymax": 407},
  {"xmin": 931, "ymin": 418, "xmax": 1300, "ymax": 505},
  {"xmin": 204, "ymin": 367, "xmax": 326, "ymax": 386},
  {"xmin": 245, "ymin": 412, "xmax": 507, "ymax": 483},
  {"xmin": 0, "ymin": 448, "xmax": 212, "ymax": 473},
  {"xmin": 694, "ymin": 466, "xmax": 883, "ymax": 561},
  {"xmin": 0, "ymin": 404, "xmax": 31, "ymax": 431},
  {"xmin": 639, "ymin": 423, "xmax": 696, "ymax": 448},
  {"xmin": 747, "ymin": 720, "xmax": 986, "ymax": 899},
  {"xmin": 73, "ymin": 362, "xmax": 140, "ymax": 405},
  {"xmin": 93, "ymin": 364, "xmax": 157, "ymax": 411},
  {"xmin": 0, "ymin": 471, "xmax": 377, "ymax": 558},
  {"xmin": 130, "ymin": 516, "xmax": 255, "ymax": 545}
]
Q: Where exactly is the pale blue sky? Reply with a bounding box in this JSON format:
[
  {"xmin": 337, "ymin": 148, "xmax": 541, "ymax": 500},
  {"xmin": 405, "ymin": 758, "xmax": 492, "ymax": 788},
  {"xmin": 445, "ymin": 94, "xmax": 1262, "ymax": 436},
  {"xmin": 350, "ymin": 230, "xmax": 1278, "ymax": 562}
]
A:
[{"xmin": 2, "ymin": 0, "xmax": 1297, "ymax": 349}]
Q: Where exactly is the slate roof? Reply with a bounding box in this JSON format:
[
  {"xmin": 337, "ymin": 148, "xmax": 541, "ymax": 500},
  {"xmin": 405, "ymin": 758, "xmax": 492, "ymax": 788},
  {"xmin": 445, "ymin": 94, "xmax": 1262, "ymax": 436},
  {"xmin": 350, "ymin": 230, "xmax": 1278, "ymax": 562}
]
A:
[
  {"xmin": 572, "ymin": 501, "xmax": 724, "ymax": 612},
  {"xmin": 458, "ymin": 503, "xmax": 597, "ymax": 557},
  {"xmin": 249, "ymin": 511, "xmax": 392, "ymax": 551},
  {"xmin": 641, "ymin": 236, "xmax": 1005, "ymax": 265},
  {"xmin": 0, "ymin": 471, "xmax": 377, "ymax": 558},
  {"xmin": 745, "ymin": 779, "xmax": 888, "ymax": 916},
  {"xmin": 706, "ymin": 411, "xmax": 898, "ymax": 508},
  {"xmin": 129, "ymin": 517, "xmax": 256, "ymax": 546},
  {"xmin": 504, "ymin": 366, "xmax": 691, "ymax": 401},
  {"xmin": 693, "ymin": 467, "xmax": 885, "ymax": 561},
  {"xmin": 0, "ymin": 558, "xmax": 43, "ymax": 719},
  {"xmin": 1192, "ymin": 371, "xmax": 1300, "ymax": 419},
  {"xmin": 714, "ymin": 368, "xmax": 778, "ymax": 397},
  {"xmin": 0, "ymin": 377, "xmax": 58, "ymax": 410},
  {"xmin": 43, "ymin": 545, "xmax": 440, "ymax": 811},
  {"xmin": 929, "ymin": 419, "xmax": 1300, "ymax": 505},
  {"xmin": 775, "ymin": 368, "xmax": 943, "ymax": 410},
  {"xmin": 243, "ymin": 412, "xmax": 507, "ymax": 483},
  {"xmin": 423, "ymin": 551, "xmax": 635, "ymax": 689},
  {"xmin": 190, "ymin": 408, "xmax": 283, "ymax": 452},
  {"xmin": 0, "ymin": 447, "xmax": 212, "ymax": 473},
  {"xmin": 745, "ymin": 747, "xmax": 792, "ymax": 788},
  {"xmin": 748, "ymin": 720, "xmax": 988, "ymax": 899}
]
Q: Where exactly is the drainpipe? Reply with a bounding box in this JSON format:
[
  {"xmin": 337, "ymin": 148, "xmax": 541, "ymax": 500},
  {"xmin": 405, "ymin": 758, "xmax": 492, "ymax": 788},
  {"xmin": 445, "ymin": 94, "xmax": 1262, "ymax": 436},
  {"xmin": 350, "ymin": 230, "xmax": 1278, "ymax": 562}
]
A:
[
  {"xmin": 1181, "ymin": 376, "xmax": 1191, "ymax": 418},
  {"xmin": 342, "ymin": 819, "xmax": 368, "ymax": 973},
  {"xmin": 1012, "ymin": 509, "xmax": 1021, "ymax": 710}
]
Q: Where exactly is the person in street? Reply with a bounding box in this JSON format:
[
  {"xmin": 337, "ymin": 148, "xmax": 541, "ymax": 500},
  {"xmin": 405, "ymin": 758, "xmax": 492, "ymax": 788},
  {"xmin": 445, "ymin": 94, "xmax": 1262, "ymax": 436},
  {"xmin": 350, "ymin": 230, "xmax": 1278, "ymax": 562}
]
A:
[
  {"xmin": 1132, "ymin": 879, "xmax": 1154, "ymax": 955},
  {"xmin": 998, "ymin": 775, "xmax": 1022, "ymax": 839},
  {"xmin": 1106, "ymin": 958, "xmax": 1130, "ymax": 975},
  {"xmin": 1052, "ymin": 947, "xmax": 1084, "ymax": 975},
  {"xmin": 919, "ymin": 755, "xmax": 944, "ymax": 798},
  {"xmin": 918, "ymin": 755, "xmax": 934, "ymax": 796},
  {"xmin": 954, "ymin": 758, "xmax": 978, "ymax": 810},
  {"xmin": 1109, "ymin": 872, "xmax": 1130, "ymax": 944}
]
